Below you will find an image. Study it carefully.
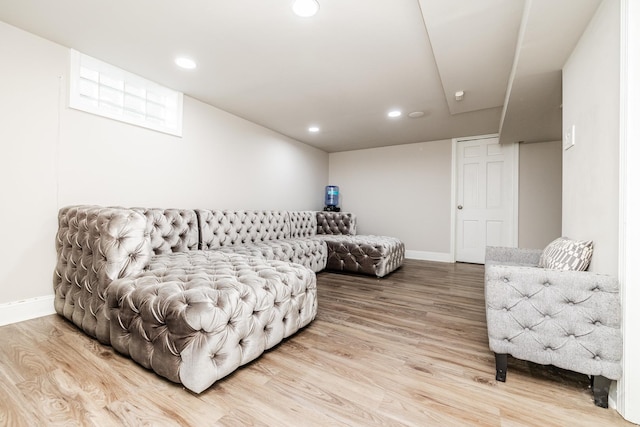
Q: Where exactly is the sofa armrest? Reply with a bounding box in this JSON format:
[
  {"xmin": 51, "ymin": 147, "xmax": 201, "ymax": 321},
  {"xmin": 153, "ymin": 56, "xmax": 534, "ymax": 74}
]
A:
[
  {"xmin": 316, "ymin": 211, "xmax": 356, "ymax": 235},
  {"xmin": 485, "ymin": 246, "xmax": 542, "ymax": 266},
  {"xmin": 54, "ymin": 205, "xmax": 152, "ymax": 342},
  {"xmin": 485, "ymin": 263, "xmax": 622, "ymax": 380}
]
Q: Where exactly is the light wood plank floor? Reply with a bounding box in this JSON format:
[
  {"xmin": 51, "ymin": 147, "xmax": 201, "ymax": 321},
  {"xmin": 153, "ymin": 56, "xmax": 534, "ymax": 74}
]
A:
[{"xmin": 0, "ymin": 260, "xmax": 632, "ymax": 426}]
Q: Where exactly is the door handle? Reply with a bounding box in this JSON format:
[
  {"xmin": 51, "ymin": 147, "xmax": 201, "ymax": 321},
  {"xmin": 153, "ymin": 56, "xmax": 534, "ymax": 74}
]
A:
[{"xmin": 457, "ymin": 205, "xmax": 463, "ymax": 210}]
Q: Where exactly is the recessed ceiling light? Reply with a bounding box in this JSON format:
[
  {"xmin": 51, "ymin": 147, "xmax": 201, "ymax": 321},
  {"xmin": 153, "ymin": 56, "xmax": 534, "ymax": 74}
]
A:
[
  {"xmin": 292, "ymin": 0, "xmax": 319, "ymax": 17},
  {"xmin": 388, "ymin": 110, "xmax": 402, "ymax": 118},
  {"xmin": 175, "ymin": 57, "xmax": 197, "ymax": 70},
  {"xmin": 309, "ymin": 126, "xmax": 320, "ymax": 133},
  {"xmin": 408, "ymin": 111, "xmax": 425, "ymax": 118},
  {"xmin": 455, "ymin": 90, "xmax": 465, "ymax": 101}
]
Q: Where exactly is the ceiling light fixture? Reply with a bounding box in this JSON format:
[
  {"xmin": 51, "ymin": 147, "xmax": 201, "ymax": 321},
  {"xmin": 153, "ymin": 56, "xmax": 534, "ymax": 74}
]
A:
[
  {"xmin": 408, "ymin": 111, "xmax": 425, "ymax": 118},
  {"xmin": 292, "ymin": 0, "xmax": 320, "ymax": 17},
  {"xmin": 308, "ymin": 126, "xmax": 320, "ymax": 133},
  {"xmin": 175, "ymin": 57, "xmax": 197, "ymax": 70},
  {"xmin": 455, "ymin": 90, "xmax": 465, "ymax": 101},
  {"xmin": 387, "ymin": 110, "xmax": 402, "ymax": 118}
]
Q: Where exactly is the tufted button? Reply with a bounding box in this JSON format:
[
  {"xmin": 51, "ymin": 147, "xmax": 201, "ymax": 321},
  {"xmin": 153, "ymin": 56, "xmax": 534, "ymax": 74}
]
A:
[
  {"xmin": 503, "ymin": 307, "xmax": 508, "ymax": 312},
  {"xmin": 543, "ymin": 281, "xmax": 550, "ymax": 287},
  {"xmin": 524, "ymin": 327, "xmax": 530, "ymax": 332},
  {"xmin": 544, "ymin": 315, "xmax": 551, "ymax": 320},
  {"xmin": 502, "ymin": 277, "xmax": 509, "ymax": 283},
  {"xmin": 594, "ymin": 355, "xmax": 601, "ymax": 361},
  {"xmin": 594, "ymin": 321, "xmax": 602, "ymax": 326}
]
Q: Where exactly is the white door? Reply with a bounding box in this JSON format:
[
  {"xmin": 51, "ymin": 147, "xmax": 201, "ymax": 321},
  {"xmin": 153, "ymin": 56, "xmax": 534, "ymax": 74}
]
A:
[{"xmin": 455, "ymin": 137, "xmax": 516, "ymax": 263}]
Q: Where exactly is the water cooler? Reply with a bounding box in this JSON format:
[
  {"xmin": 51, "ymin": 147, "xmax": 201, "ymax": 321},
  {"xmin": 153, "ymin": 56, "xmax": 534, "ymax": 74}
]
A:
[{"xmin": 323, "ymin": 185, "xmax": 340, "ymax": 212}]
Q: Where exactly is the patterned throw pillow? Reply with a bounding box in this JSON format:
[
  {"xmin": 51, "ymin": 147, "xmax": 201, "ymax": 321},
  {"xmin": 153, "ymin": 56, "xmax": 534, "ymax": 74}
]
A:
[{"xmin": 539, "ymin": 237, "xmax": 594, "ymax": 271}]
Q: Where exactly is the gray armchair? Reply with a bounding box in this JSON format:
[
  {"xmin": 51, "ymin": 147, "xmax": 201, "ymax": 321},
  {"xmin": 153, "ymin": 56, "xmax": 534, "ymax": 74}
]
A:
[{"xmin": 484, "ymin": 246, "xmax": 623, "ymax": 408}]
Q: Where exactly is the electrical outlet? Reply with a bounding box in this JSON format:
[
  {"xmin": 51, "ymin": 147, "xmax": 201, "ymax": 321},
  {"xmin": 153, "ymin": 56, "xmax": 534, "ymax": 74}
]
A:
[{"xmin": 563, "ymin": 124, "xmax": 575, "ymax": 150}]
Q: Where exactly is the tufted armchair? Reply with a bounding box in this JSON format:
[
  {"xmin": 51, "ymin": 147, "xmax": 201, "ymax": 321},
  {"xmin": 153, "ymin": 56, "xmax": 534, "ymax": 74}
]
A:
[{"xmin": 484, "ymin": 246, "xmax": 622, "ymax": 408}]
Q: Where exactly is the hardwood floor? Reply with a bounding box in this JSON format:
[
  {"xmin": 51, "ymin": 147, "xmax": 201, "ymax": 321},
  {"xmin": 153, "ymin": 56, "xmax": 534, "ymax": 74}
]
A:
[{"xmin": 0, "ymin": 260, "xmax": 632, "ymax": 426}]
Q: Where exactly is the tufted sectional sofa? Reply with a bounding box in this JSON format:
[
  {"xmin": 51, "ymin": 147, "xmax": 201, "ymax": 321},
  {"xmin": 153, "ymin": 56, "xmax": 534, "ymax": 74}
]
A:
[{"xmin": 53, "ymin": 205, "xmax": 404, "ymax": 393}]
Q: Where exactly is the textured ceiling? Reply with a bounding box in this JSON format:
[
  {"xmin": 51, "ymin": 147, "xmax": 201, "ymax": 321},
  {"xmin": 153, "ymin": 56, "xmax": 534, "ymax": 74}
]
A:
[{"xmin": 0, "ymin": 0, "xmax": 601, "ymax": 152}]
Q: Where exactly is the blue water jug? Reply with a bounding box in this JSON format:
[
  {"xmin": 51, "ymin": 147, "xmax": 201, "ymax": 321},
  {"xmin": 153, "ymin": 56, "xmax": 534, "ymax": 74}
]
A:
[{"xmin": 325, "ymin": 185, "xmax": 339, "ymax": 207}]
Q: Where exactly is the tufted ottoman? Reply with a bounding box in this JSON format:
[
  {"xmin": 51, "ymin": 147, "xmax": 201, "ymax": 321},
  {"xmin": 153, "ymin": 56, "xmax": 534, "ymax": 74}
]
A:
[
  {"xmin": 315, "ymin": 235, "xmax": 405, "ymax": 278},
  {"xmin": 106, "ymin": 251, "xmax": 317, "ymax": 393}
]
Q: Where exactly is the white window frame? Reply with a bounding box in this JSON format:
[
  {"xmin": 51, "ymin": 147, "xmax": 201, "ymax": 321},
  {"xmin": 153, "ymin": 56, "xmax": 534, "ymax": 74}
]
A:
[{"xmin": 69, "ymin": 49, "xmax": 183, "ymax": 136}]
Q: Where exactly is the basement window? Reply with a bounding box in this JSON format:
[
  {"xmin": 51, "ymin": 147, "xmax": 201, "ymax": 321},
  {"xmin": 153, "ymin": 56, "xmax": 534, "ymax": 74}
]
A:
[{"xmin": 69, "ymin": 49, "xmax": 183, "ymax": 136}]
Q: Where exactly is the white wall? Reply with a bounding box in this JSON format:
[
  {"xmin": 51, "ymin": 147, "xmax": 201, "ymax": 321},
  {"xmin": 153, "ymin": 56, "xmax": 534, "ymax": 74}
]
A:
[
  {"xmin": 329, "ymin": 140, "xmax": 452, "ymax": 260},
  {"xmin": 518, "ymin": 141, "xmax": 562, "ymax": 249},
  {"xmin": 0, "ymin": 22, "xmax": 63, "ymax": 311},
  {"xmin": 329, "ymin": 138, "xmax": 563, "ymax": 260},
  {"xmin": 0, "ymin": 22, "xmax": 328, "ymax": 310},
  {"xmin": 562, "ymin": 0, "xmax": 640, "ymax": 420},
  {"xmin": 562, "ymin": 0, "xmax": 620, "ymax": 275},
  {"xmin": 58, "ymin": 97, "xmax": 327, "ymax": 211}
]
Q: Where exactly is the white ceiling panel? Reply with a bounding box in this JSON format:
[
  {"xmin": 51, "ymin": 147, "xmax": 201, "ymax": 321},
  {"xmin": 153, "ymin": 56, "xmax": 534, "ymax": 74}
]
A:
[
  {"xmin": 500, "ymin": 0, "xmax": 603, "ymax": 144},
  {"xmin": 420, "ymin": 0, "xmax": 525, "ymax": 115},
  {"xmin": 0, "ymin": 0, "xmax": 601, "ymax": 152}
]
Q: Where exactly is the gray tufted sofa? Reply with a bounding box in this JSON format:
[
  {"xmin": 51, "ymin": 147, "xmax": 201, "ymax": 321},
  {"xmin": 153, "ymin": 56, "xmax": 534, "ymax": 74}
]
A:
[
  {"xmin": 54, "ymin": 205, "xmax": 404, "ymax": 393},
  {"xmin": 484, "ymin": 246, "xmax": 622, "ymax": 408}
]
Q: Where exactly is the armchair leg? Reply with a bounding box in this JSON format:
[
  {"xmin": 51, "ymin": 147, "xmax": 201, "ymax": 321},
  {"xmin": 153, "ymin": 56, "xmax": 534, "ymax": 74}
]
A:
[
  {"xmin": 495, "ymin": 353, "xmax": 508, "ymax": 382},
  {"xmin": 591, "ymin": 376, "xmax": 611, "ymax": 408}
]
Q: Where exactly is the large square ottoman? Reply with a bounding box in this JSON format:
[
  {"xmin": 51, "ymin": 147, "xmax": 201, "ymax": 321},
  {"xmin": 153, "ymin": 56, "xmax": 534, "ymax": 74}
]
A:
[
  {"xmin": 105, "ymin": 251, "xmax": 317, "ymax": 393},
  {"xmin": 315, "ymin": 235, "xmax": 405, "ymax": 277}
]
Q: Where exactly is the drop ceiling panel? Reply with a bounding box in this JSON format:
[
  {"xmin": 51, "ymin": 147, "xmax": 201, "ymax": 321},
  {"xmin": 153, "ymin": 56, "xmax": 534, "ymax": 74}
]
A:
[
  {"xmin": 499, "ymin": 0, "xmax": 603, "ymax": 144},
  {"xmin": 419, "ymin": 0, "xmax": 525, "ymax": 115}
]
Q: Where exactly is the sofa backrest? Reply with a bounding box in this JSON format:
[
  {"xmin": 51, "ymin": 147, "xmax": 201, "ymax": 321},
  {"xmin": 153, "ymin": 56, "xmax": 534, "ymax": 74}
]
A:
[
  {"xmin": 197, "ymin": 210, "xmax": 291, "ymax": 249},
  {"xmin": 289, "ymin": 211, "xmax": 317, "ymax": 238},
  {"xmin": 132, "ymin": 208, "xmax": 199, "ymax": 255},
  {"xmin": 316, "ymin": 211, "xmax": 356, "ymax": 235}
]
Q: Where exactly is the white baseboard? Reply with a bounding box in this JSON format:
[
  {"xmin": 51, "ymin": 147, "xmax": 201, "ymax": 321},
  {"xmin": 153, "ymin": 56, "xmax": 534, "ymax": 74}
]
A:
[
  {"xmin": 405, "ymin": 250, "xmax": 454, "ymax": 263},
  {"xmin": 0, "ymin": 295, "xmax": 56, "ymax": 327}
]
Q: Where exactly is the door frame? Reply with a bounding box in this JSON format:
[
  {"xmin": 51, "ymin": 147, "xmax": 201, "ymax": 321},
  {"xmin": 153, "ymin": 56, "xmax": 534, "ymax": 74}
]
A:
[{"xmin": 450, "ymin": 134, "xmax": 519, "ymax": 262}]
